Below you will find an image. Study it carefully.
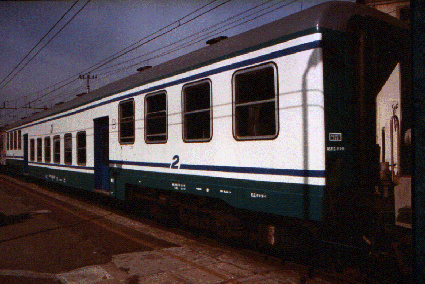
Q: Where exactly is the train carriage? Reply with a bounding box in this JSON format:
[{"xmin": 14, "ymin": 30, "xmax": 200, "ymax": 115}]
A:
[{"xmin": 3, "ymin": 1, "xmax": 410, "ymax": 252}]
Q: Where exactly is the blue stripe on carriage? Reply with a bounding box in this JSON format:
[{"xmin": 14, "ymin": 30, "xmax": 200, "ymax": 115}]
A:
[
  {"xmin": 110, "ymin": 160, "xmax": 170, "ymax": 168},
  {"xmin": 27, "ymin": 161, "xmax": 94, "ymax": 170},
  {"xmin": 180, "ymin": 164, "xmax": 326, "ymax": 178},
  {"xmin": 15, "ymin": 158, "xmax": 326, "ymax": 178},
  {"xmin": 109, "ymin": 160, "xmax": 326, "ymax": 178},
  {"xmin": 12, "ymin": 40, "xmax": 322, "ymax": 131}
]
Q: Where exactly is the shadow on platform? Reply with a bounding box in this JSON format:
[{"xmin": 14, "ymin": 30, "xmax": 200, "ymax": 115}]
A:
[{"xmin": 0, "ymin": 212, "xmax": 31, "ymax": 227}]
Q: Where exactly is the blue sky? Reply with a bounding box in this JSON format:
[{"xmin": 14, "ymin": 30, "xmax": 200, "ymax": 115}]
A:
[{"xmin": 0, "ymin": 0, "xmax": 353, "ymax": 127}]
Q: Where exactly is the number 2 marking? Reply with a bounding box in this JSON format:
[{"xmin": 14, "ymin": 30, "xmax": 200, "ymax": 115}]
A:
[{"xmin": 171, "ymin": 155, "xmax": 180, "ymax": 169}]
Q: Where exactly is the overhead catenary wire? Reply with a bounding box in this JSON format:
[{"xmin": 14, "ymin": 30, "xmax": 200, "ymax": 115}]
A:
[
  {"xmin": 0, "ymin": 0, "xmax": 92, "ymax": 92},
  {"xmin": 1, "ymin": 0, "xmax": 299, "ymax": 127},
  {"xmin": 0, "ymin": 0, "xmax": 231, "ymax": 124},
  {"xmin": 78, "ymin": 0, "xmax": 233, "ymax": 75},
  {"xmin": 78, "ymin": 0, "xmax": 297, "ymax": 83},
  {"xmin": 96, "ymin": 0, "xmax": 281, "ymax": 74},
  {"xmin": 3, "ymin": 1, "xmax": 289, "ymax": 125},
  {"xmin": 0, "ymin": 0, "xmax": 226, "ymax": 115},
  {"xmin": 37, "ymin": 0, "xmax": 225, "ymax": 103},
  {"xmin": 1, "ymin": 0, "xmax": 294, "ymax": 125},
  {"xmin": 0, "ymin": 78, "xmax": 79, "ymax": 122},
  {"xmin": 97, "ymin": 0, "xmax": 298, "ymax": 78},
  {"xmin": 0, "ymin": 0, "xmax": 81, "ymax": 89},
  {"xmin": 77, "ymin": 0, "xmax": 224, "ymax": 77}
]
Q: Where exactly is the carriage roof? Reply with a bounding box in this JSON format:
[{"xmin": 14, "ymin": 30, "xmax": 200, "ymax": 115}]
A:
[{"xmin": 8, "ymin": 1, "xmax": 407, "ymax": 130}]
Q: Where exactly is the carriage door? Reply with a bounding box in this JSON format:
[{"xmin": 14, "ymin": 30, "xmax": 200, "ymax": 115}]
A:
[
  {"xmin": 23, "ymin": 134, "xmax": 29, "ymax": 175},
  {"xmin": 94, "ymin": 116, "xmax": 110, "ymax": 193}
]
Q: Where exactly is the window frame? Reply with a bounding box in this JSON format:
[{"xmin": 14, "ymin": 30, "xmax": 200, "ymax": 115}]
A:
[
  {"xmin": 182, "ymin": 79, "xmax": 213, "ymax": 143},
  {"xmin": 64, "ymin": 133, "xmax": 72, "ymax": 165},
  {"xmin": 44, "ymin": 136, "xmax": 51, "ymax": 163},
  {"xmin": 11, "ymin": 131, "xmax": 14, "ymax": 150},
  {"xmin": 144, "ymin": 91, "xmax": 168, "ymax": 144},
  {"xmin": 36, "ymin": 138, "xmax": 42, "ymax": 162},
  {"xmin": 30, "ymin": 139, "xmax": 35, "ymax": 161},
  {"xmin": 14, "ymin": 131, "xmax": 17, "ymax": 150},
  {"xmin": 18, "ymin": 130, "xmax": 21, "ymax": 150},
  {"xmin": 76, "ymin": 131, "xmax": 87, "ymax": 166},
  {"xmin": 53, "ymin": 135, "xmax": 61, "ymax": 164},
  {"xmin": 118, "ymin": 99, "xmax": 135, "ymax": 145},
  {"xmin": 232, "ymin": 62, "xmax": 279, "ymax": 141}
]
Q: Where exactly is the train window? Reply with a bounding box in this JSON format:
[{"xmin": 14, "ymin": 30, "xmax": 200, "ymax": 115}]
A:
[
  {"xmin": 18, "ymin": 130, "xmax": 21, "ymax": 150},
  {"xmin": 53, "ymin": 135, "xmax": 61, "ymax": 164},
  {"xmin": 233, "ymin": 63, "xmax": 278, "ymax": 140},
  {"xmin": 30, "ymin": 139, "xmax": 35, "ymax": 162},
  {"xmin": 11, "ymin": 131, "xmax": 14, "ymax": 150},
  {"xmin": 64, "ymin": 133, "xmax": 72, "ymax": 165},
  {"xmin": 182, "ymin": 80, "xmax": 212, "ymax": 142},
  {"xmin": 44, "ymin": 137, "xmax": 51, "ymax": 163},
  {"xmin": 145, "ymin": 92, "xmax": 167, "ymax": 143},
  {"xmin": 36, "ymin": 138, "xmax": 42, "ymax": 162},
  {"xmin": 77, "ymin": 131, "xmax": 86, "ymax": 165},
  {"xmin": 14, "ymin": 131, "xmax": 18, "ymax": 150},
  {"xmin": 119, "ymin": 99, "xmax": 135, "ymax": 144},
  {"xmin": 6, "ymin": 133, "xmax": 9, "ymax": 150}
]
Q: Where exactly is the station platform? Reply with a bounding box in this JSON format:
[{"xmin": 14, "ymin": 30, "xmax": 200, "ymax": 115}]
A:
[{"xmin": 0, "ymin": 175, "xmax": 342, "ymax": 284}]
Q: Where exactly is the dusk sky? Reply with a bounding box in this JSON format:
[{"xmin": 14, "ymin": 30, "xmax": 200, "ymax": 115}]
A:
[{"xmin": 0, "ymin": 0, "xmax": 353, "ymax": 127}]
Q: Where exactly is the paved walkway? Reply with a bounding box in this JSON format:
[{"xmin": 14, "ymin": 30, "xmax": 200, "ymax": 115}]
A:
[{"xmin": 0, "ymin": 175, "xmax": 340, "ymax": 283}]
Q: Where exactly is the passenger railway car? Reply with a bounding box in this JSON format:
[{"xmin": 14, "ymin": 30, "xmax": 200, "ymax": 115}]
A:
[{"xmin": 2, "ymin": 1, "xmax": 410, "ymax": 263}]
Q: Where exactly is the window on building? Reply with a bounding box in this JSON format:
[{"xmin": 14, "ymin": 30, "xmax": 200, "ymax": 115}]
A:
[
  {"xmin": 64, "ymin": 133, "xmax": 72, "ymax": 165},
  {"xmin": 44, "ymin": 137, "xmax": 51, "ymax": 163},
  {"xmin": 182, "ymin": 80, "xmax": 212, "ymax": 142},
  {"xmin": 53, "ymin": 135, "xmax": 61, "ymax": 164},
  {"xmin": 30, "ymin": 139, "xmax": 35, "ymax": 161},
  {"xmin": 119, "ymin": 99, "xmax": 135, "ymax": 144},
  {"xmin": 18, "ymin": 130, "xmax": 21, "ymax": 150},
  {"xmin": 145, "ymin": 92, "xmax": 167, "ymax": 143},
  {"xmin": 233, "ymin": 63, "xmax": 278, "ymax": 140},
  {"xmin": 77, "ymin": 131, "xmax": 86, "ymax": 165},
  {"xmin": 37, "ymin": 138, "xmax": 42, "ymax": 162}
]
